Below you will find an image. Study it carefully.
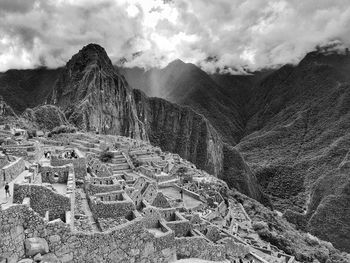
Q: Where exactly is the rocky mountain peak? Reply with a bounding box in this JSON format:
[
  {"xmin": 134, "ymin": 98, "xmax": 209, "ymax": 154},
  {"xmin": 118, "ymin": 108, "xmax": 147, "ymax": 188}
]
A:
[
  {"xmin": 48, "ymin": 44, "xmax": 147, "ymax": 139},
  {"xmin": 66, "ymin": 43, "xmax": 115, "ymax": 76},
  {"xmin": 167, "ymin": 58, "xmax": 186, "ymax": 67}
]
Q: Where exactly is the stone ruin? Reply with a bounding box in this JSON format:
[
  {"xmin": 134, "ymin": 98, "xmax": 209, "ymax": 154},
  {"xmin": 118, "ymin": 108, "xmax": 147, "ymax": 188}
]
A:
[{"xmin": 0, "ymin": 130, "xmax": 297, "ymax": 263}]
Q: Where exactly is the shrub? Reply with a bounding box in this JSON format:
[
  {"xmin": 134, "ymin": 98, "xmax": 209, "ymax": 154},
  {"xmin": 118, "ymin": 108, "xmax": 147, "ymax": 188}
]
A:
[
  {"xmin": 99, "ymin": 151, "xmax": 114, "ymax": 163},
  {"xmin": 133, "ymin": 159, "xmax": 143, "ymax": 168},
  {"xmin": 49, "ymin": 125, "xmax": 77, "ymax": 136},
  {"xmin": 253, "ymin": 221, "xmax": 269, "ymax": 231},
  {"xmin": 27, "ymin": 130, "xmax": 37, "ymax": 139}
]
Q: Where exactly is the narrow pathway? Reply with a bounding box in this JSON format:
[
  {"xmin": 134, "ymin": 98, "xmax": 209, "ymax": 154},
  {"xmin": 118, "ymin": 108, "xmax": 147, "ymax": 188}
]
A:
[
  {"xmin": 0, "ymin": 170, "xmax": 30, "ymax": 209},
  {"xmin": 76, "ymin": 189, "xmax": 100, "ymax": 232}
]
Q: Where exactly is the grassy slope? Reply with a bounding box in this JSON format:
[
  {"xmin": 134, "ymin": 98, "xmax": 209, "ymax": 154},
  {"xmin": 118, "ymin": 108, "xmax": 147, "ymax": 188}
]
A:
[
  {"xmin": 236, "ymin": 52, "xmax": 350, "ymax": 252},
  {"xmin": 0, "ymin": 67, "xmax": 61, "ymax": 113}
]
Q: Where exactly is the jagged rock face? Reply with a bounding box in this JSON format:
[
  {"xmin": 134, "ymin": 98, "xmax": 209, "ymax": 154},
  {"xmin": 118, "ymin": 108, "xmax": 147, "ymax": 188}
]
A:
[
  {"xmin": 0, "ymin": 96, "xmax": 18, "ymax": 118},
  {"xmin": 133, "ymin": 89, "xmax": 223, "ymax": 176},
  {"xmin": 48, "ymin": 44, "xmax": 147, "ymax": 140}
]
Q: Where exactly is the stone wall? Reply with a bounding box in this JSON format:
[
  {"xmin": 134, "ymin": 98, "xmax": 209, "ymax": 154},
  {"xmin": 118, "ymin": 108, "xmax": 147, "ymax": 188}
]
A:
[
  {"xmin": 36, "ymin": 137, "xmax": 65, "ymax": 146},
  {"xmin": 166, "ymin": 219, "xmax": 191, "ymax": 238},
  {"xmin": 159, "ymin": 209, "xmax": 191, "ymax": 237},
  {"xmin": 86, "ymin": 183, "xmax": 122, "ymax": 195},
  {"xmin": 90, "ymin": 196, "xmax": 135, "ymax": 219},
  {"xmin": 175, "ymin": 236, "xmax": 226, "ymax": 261},
  {"xmin": 40, "ymin": 164, "xmax": 72, "ymax": 184},
  {"xmin": 0, "ymin": 204, "xmax": 176, "ymax": 263},
  {"xmin": 2, "ymin": 141, "xmax": 42, "ymax": 161},
  {"xmin": 51, "ymin": 156, "xmax": 86, "ymax": 180},
  {"xmin": 150, "ymin": 222, "xmax": 176, "ymax": 253},
  {"xmin": 0, "ymin": 154, "xmax": 9, "ymax": 169},
  {"xmin": 13, "ymin": 184, "xmax": 70, "ymax": 221},
  {"xmin": 172, "ymin": 184, "xmax": 203, "ymax": 201},
  {"xmin": 218, "ymin": 237, "xmax": 250, "ymax": 259},
  {"xmin": 0, "ymin": 157, "xmax": 25, "ymax": 188},
  {"xmin": 3, "ymin": 145, "xmax": 31, "ymax": 157},
  {"xmin": 0, "ymin": 204, "xmax": 47, "ymax": 263}
]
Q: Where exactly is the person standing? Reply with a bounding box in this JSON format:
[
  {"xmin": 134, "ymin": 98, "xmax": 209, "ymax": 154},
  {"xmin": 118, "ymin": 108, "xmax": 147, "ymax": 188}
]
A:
[{"xmin": 4, "ymin": 182, "xmax": 10, "ymax": 197}]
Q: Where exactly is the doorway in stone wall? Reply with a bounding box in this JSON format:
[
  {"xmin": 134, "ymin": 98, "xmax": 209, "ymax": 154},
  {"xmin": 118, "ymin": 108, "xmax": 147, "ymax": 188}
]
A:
[{"xmin": 53, "ymin": 173, "xmax": 59, "ymax": 182}]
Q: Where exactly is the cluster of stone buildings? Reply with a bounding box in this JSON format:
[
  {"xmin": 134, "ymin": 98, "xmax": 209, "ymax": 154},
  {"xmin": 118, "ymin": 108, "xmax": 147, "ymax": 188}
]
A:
[{"xmin": 0, "ymin": 129, "xmax": 296, "ymax": 263}]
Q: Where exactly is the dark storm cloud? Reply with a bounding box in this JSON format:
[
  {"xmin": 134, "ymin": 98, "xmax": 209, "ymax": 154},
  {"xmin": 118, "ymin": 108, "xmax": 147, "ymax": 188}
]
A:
[{"xmin": 0, "ymin": 0, "xmax": 350, "ymax": 73}]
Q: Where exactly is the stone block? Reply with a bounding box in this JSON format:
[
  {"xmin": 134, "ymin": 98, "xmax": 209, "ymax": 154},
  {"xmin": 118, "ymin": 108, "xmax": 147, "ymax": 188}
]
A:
[
  {"xmin": 41, "ymin": 253, "xmax": 60, "ymax": 263},
  {"xmin": 33, "ymin": 253, "xmax": 42, "ymax": 262},
  {"xmin": 59, "ymin": 253, "xmax": 73, "ymax": 263},
  {"xmin": 25, "ymin": 237, "xmax": 49, "ymax": 257},
  {"xmin": 17, "ymin": 259, "xmax": 34, "ymax": 263},
  {"xmin": 48, "ymin": 235, "xmax": 61, "ymax": 243}
]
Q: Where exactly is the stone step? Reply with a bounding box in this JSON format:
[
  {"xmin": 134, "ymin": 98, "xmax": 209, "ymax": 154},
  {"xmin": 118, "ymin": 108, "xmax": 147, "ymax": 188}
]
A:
[
  {"xmin": 109, "ymin": 163, "xmax": 130, "ymax": 170},
  {"xmin": 110, "ymin": 158, "xmax": 127, "ymax": 164},
  {"xmin": 113, "ymin": 169, "xmax": 133, "ymax": 175},
  {"xmin": 73, "ymin": 139, "xmax": 96, "ymax": 148}
]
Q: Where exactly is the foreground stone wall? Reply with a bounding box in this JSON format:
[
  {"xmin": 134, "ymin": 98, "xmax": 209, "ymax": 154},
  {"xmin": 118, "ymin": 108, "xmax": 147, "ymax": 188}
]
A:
[
  {"xmin": 0, "ymin": 204, "xmax": 176, "ymax": 263},
  {"xmin": 175, "ymin": 236, "xmax": 226, "ymax": 261},
  {"xmin": 90, "ymin": 198, "xmax": 135, "ymax": 219},
  {"xmin": 13, "ymin": 184, "xmax": 70, "ymax": 221},
  {"xmin": 0, "ymin": 204, "xmax": 47, "ymax": 263}
]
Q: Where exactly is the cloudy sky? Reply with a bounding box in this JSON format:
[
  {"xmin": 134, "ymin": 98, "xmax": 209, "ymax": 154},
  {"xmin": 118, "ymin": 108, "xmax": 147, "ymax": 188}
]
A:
[{"xmin": 0, "ymin": 0, "xmax": 350, "ymax": 73}]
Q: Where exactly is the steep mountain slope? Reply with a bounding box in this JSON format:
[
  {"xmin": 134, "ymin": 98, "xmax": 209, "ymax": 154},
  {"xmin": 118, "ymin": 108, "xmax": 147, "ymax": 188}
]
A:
[
  {"xmin": 236, "ymin": 51, "xmax": 350, "ymax": 252},
  {"xmin": 0, "ymin": 68, "xmax": 61, "ymax": 113},
  {"xmin": 119, "ymin": 62, "xmax": 246, "ymax": 145}
]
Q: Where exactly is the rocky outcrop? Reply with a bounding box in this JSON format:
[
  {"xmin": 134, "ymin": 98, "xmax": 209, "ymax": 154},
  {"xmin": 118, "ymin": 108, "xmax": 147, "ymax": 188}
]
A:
[
  {"xmin": 21, "ymin": 105, "xmax": 68, "ymax": 130},
  {"xmin": 48, "ymin": 44, "xmax": 147, "ymax": 140},
  {"xmin": 221, "ymin": 144, "xmax": 269, "ymax": 205},
  {"xmin": 0, "ymin": 96, "xmax": 18, "ymax": 118},
  {"xmin": 25, "ymin": 237, "xmax": 49, "ymax": 257}
]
